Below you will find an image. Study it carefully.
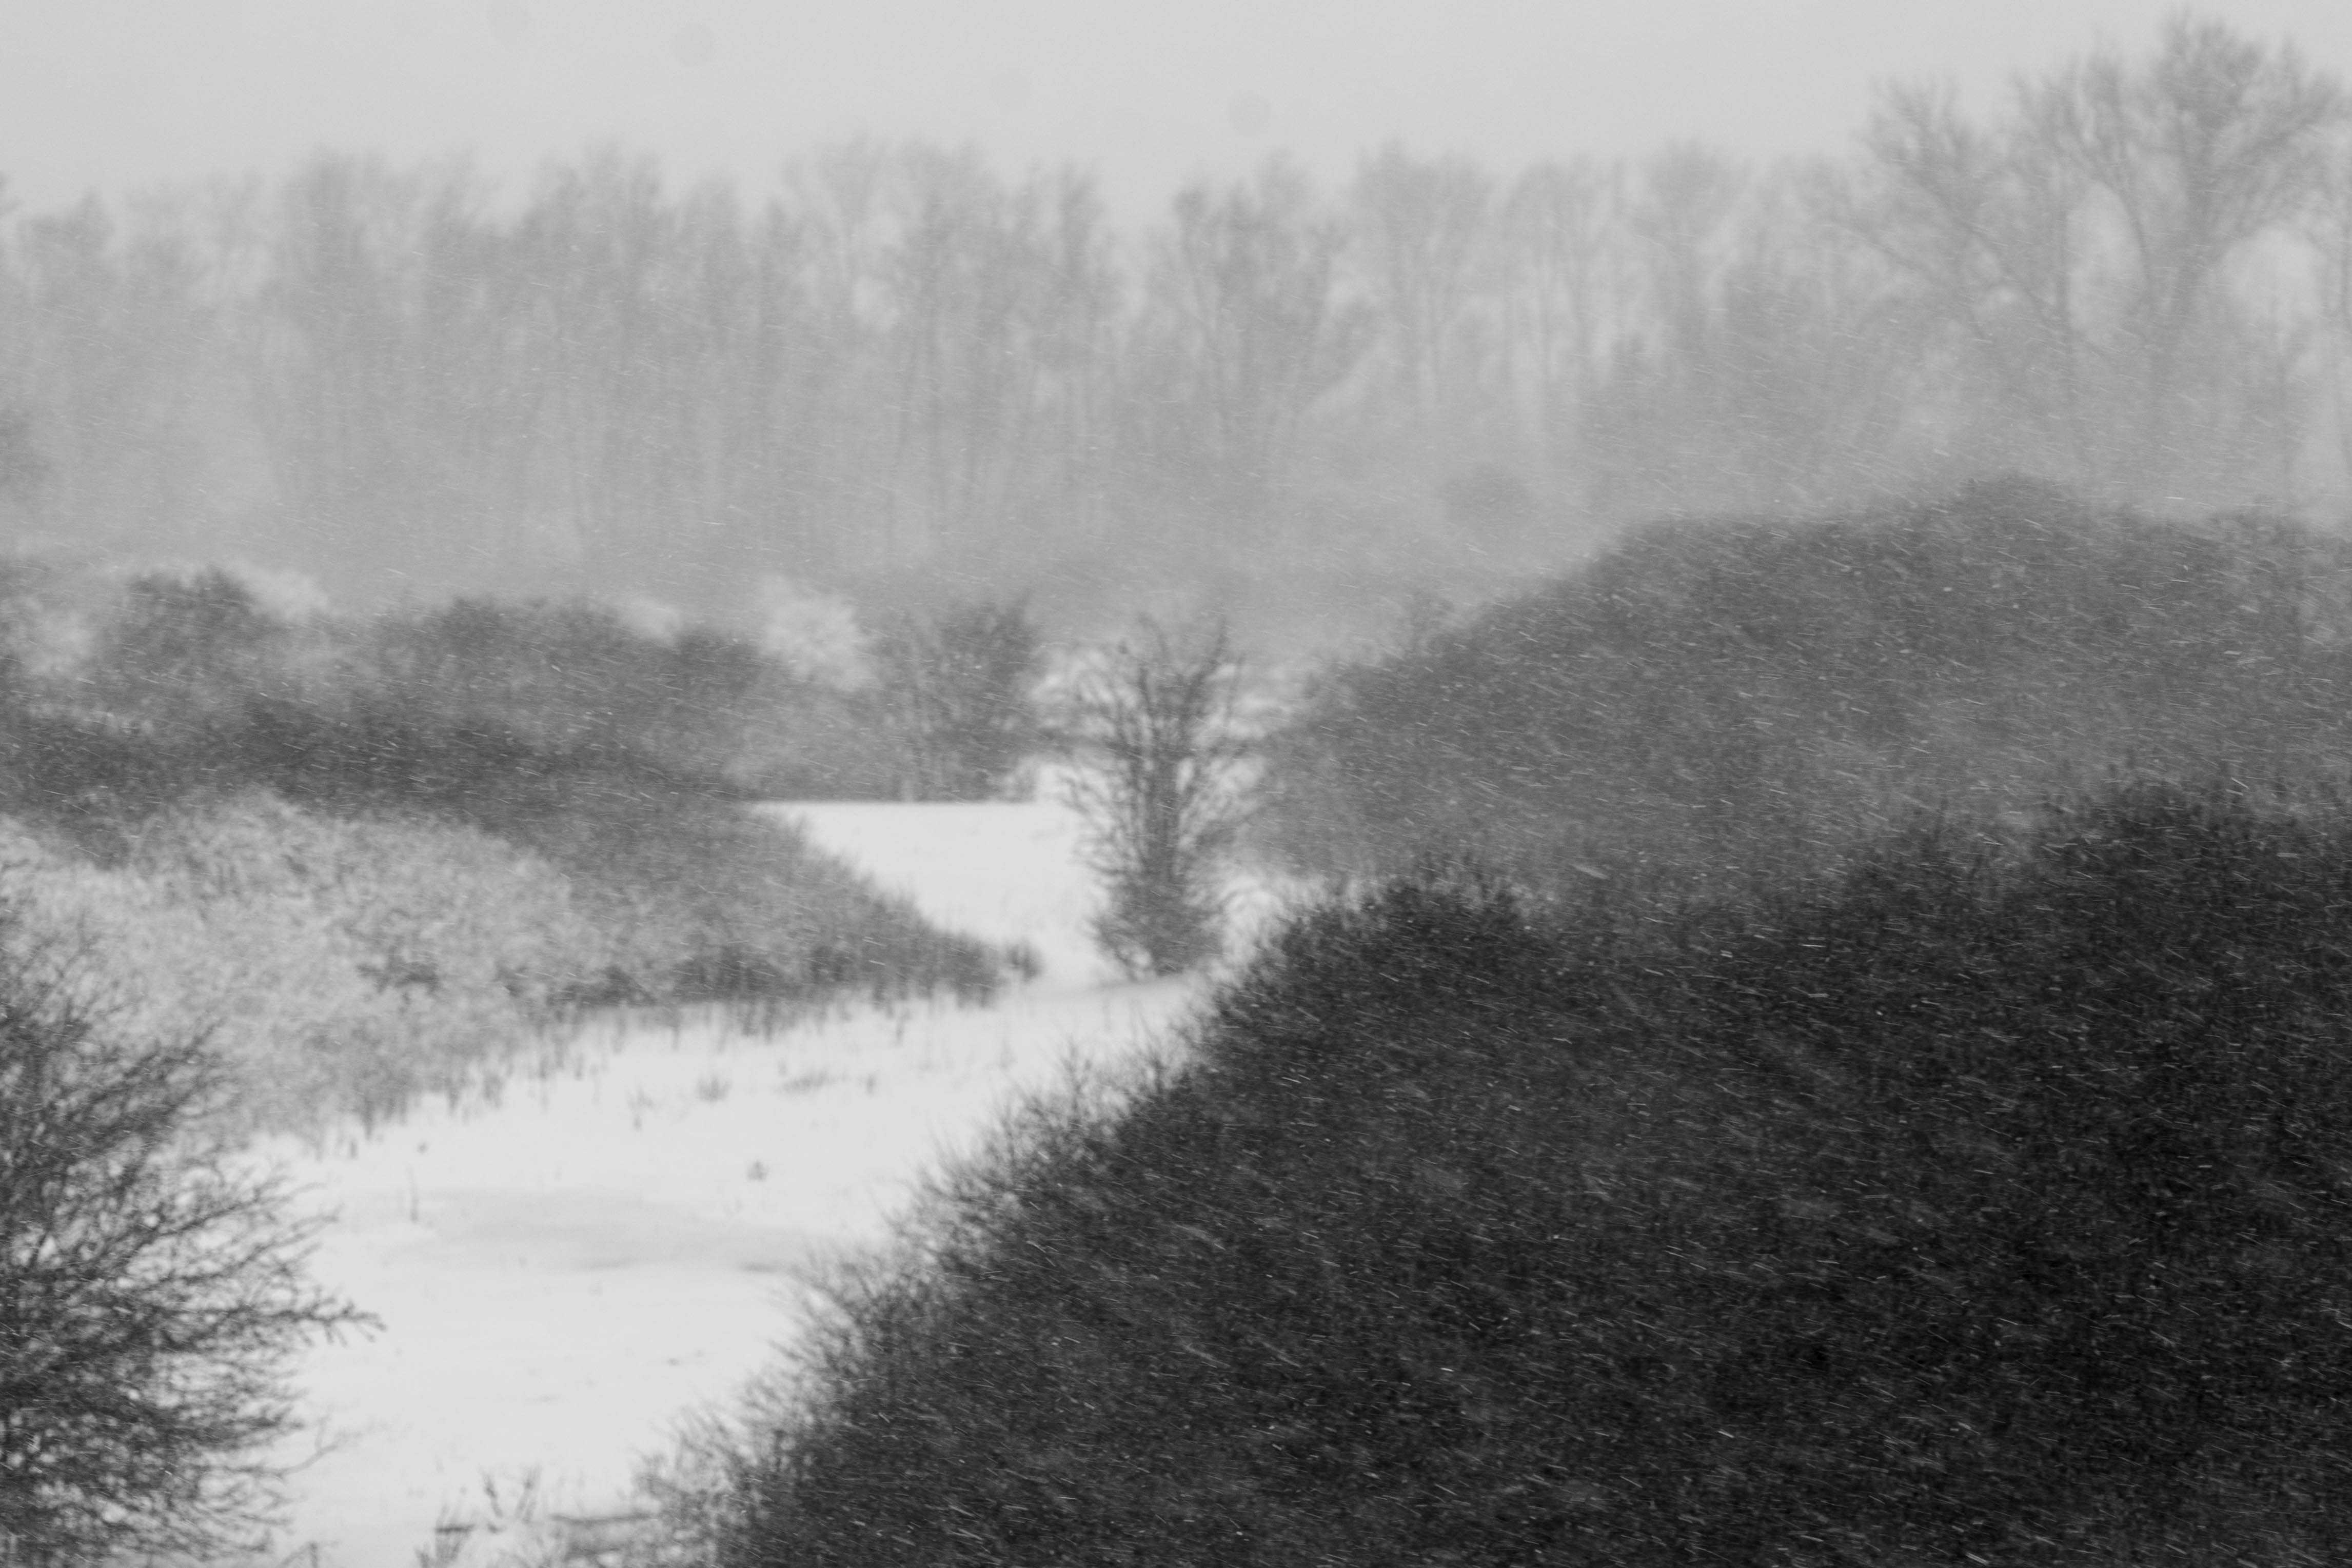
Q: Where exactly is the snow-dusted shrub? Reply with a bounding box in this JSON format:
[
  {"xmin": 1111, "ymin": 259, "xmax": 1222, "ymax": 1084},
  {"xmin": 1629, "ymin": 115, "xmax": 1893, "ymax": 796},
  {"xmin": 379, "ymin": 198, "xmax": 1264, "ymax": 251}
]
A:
[
  {"xmin": 756, "ymin": 575, "xmax": 872, "ymax": 691},
  {"xmin": 0, "ymin": 797, "xmax": 604, "ymax": 1133}
]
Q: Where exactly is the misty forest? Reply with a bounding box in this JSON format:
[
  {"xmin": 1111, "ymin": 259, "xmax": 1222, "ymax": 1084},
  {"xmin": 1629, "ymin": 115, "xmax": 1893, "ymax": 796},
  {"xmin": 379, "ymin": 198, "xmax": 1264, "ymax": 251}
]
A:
[
  {"xmin": 17, "ymin": 13, "xmax": 2352, "ymax": 1568},
  {"xmin": 6, "ymin": 13, "xmax": 2352, "ymax": 631}
]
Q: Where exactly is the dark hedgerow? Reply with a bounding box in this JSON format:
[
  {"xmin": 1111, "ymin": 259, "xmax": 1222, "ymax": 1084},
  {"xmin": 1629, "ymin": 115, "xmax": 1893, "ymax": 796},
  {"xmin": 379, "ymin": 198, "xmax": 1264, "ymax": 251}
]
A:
[
  {"xmin": 1264, "ymin": 478, "xmax": 2352, "ymax": 902},
  {"xmin": 675, "ymin": 779, "xmax": 2352, "ymax": 1567}
]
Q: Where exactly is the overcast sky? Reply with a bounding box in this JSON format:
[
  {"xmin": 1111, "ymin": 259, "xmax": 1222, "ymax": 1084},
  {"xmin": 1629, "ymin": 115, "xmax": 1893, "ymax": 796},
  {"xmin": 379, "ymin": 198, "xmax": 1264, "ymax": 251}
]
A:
[{"xmin": 5, "ymin": 2, "xmax": 2352, "ymax": 217}]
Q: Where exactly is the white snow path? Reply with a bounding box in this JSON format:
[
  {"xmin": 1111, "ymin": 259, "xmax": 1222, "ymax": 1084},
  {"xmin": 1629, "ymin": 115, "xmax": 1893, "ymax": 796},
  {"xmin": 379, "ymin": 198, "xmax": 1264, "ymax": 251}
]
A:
[{"xmin": 248, "ymin": 791, "xmax": 1281, "ymax": 1568}]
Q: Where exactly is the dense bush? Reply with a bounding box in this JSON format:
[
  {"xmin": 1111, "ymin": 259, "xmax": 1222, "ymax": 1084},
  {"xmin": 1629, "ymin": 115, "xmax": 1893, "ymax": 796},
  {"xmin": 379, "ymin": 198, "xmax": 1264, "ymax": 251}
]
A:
[
  {"xmin": 0, "ymin": 576, "xmax": 789, "ymax": 816},
  {"xmin": 871, "ymin": 600, "xmax": 1045, "ymax": 801},
  {"xmin": 674, "ymin": 780, "xmax": 2352, "ymax": 1565},
  {"xmin": 490, "ymin": 790, "xmax": 1002, "ymax": 1015},
  {"xmin": 1267, "ymin": 478, "xmax": 2352, "ymax": 898},
  {"xmin": 0, "ymin": 907, "xmax": 365, "ymax": 1560},
  {"xmin": 83, "ymin": 568, "xmax": 298, "ymax": 737},
  {"xmin": 355, "ymin": 598, "xmax": 770, "ymax": 785},
  {"xmin": 0, "ymin": 566, "xmax": 1053, "ymax": 813},
  {"xmin": 1, "ymin": 791, "xmax": 1001, "ymax": 1135},
  {"xmin": 1061, "ymin": 620, "xmax": 1253, "ymax": 977},
  {"xmin": 730, "ymin": 677, "xmax": 915, "ymax": 801},
  {"xmin": 0, "ymin": 799, "xmax": 603, "ymax": 1132}
]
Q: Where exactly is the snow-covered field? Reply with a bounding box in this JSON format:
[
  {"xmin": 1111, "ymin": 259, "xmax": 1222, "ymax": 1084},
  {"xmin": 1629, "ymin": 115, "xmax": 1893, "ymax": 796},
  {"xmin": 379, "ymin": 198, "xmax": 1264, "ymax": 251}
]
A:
[{"xmin": 251, "ymin": 790, "xmax": 1293, "ymax": 1568}]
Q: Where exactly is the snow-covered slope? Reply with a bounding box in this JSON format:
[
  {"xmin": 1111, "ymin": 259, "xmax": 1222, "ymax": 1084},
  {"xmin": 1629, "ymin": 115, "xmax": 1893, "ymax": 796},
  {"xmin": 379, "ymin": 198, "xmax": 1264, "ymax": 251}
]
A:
[{"xmin": 253, "ymin": 790, "xmax": 1255, "ymax": 1568}]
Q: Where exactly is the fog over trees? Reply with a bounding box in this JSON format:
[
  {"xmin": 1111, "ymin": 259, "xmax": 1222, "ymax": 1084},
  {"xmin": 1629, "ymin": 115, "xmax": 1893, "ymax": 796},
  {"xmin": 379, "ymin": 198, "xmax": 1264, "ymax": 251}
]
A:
[{"xmin": 2, "ymin": 16, "xmax": 2347, "ymax": 636}]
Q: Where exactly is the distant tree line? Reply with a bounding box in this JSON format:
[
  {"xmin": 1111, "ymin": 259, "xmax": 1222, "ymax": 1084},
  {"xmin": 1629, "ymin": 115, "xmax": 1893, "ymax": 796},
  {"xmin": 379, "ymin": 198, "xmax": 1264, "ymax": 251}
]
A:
[{"xmin": 0, "ymin": 16, "xmax": 2346, "ymax": 618}]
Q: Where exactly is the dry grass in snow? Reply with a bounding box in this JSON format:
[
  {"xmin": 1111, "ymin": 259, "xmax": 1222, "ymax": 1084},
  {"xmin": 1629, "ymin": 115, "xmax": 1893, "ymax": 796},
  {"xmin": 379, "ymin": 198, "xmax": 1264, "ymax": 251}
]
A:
[{"xmin": 239, "ymin": 785, "xmax": 1294, "ymax": 1568}]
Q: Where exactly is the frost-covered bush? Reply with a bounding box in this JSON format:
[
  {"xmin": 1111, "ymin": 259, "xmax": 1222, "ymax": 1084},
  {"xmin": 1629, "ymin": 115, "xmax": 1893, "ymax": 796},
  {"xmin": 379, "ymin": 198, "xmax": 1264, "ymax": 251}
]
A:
[
  {"xmin": 0, "ymin": 797, "xmax": 604, "ymax": 1133},
  {"xmin": 0, "ymin": 786, "xmax": 1001, "ymax": 1129},
  {"xmin": 756, "ymin": 575, "xmax": 872, "ymax": 691}
]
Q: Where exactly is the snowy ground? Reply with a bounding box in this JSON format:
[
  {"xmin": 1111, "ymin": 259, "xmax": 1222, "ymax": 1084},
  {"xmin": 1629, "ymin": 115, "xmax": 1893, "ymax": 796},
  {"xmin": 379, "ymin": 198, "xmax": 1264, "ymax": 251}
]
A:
[{"xmin": 249, "ymin": 790, "xmax": 1295, "ymax": 1568}]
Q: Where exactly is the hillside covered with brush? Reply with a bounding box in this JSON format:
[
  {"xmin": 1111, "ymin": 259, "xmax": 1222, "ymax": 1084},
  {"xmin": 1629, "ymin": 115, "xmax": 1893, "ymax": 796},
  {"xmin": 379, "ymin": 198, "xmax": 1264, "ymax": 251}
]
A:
[
  {"xmin": 1267, "ymin": 479, "xmax": 2352, "ymax": 895},
  {"xmin": 0, "ymin": 564, "xmax": 1004, "ymax": 1132},
  {"xmin": 667, "ymin": 781, "xmax": 2352, "ymax": 1565}
]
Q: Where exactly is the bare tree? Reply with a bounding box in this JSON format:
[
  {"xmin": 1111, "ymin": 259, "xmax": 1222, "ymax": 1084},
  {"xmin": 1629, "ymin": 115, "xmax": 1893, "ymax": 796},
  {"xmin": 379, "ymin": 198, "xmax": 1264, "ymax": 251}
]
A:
[
  {"xmin": 1141, "ymin": 160, "xmax": 1370, "ymax": 513},
  {"xmin": 0, "ymin": 407, "xmax": 48, "ymax": 517},
  {"xmin": 1350, "ymin": 144, "xmax": 1495, "ymax": 436},
  {"xmin": 7, "ymin": 194, "xmax": 218, "ymax": 557},
  {"xmin": 1837, "ymin": 79, "xmax": 2105, "ymax": 482},
  {"xmin": 2309, "ymin": 144, "xmax": 2352, "ymax": 492},
  {"xmin": 1060, "ymin": 620, "xmax": 1252, "ymax": 979},
  {"xmin": 1499, "ymin": 157, "xmax": 1625, "ymax": 500},
  {"xmin": 1846, "ymin": 17, "xmax": 2344, "ymax": 503},
  {"xmin": 2039, "ymin": 16, "xmax": 2343, "ymax": 491},
  {"xmin": 1580, "ymin": 145, "xmax": 1753, "ymax": 515},
  {"xmin": 0, "ymin": 918, "xmax": 369, "ymax": 1563}
]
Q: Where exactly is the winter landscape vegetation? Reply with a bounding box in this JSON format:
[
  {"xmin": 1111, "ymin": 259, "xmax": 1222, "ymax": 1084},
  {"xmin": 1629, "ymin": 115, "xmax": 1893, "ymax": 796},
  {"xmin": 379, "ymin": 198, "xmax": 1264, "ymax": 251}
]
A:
[{"xmin": 16, "ymin": 9, "xmax": 2352, "ymax": 1566}]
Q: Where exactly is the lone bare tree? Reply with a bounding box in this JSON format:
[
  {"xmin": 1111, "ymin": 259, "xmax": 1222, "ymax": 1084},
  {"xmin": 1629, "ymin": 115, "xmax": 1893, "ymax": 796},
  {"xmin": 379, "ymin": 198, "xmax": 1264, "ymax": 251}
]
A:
[
  {"xmin": 1843, "ymin": 15, "xmax": 2345, "ymax": 502},
  {"xmin": 1061, "ymin": 620, "xmax": 1253, "ymax": 979}
]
